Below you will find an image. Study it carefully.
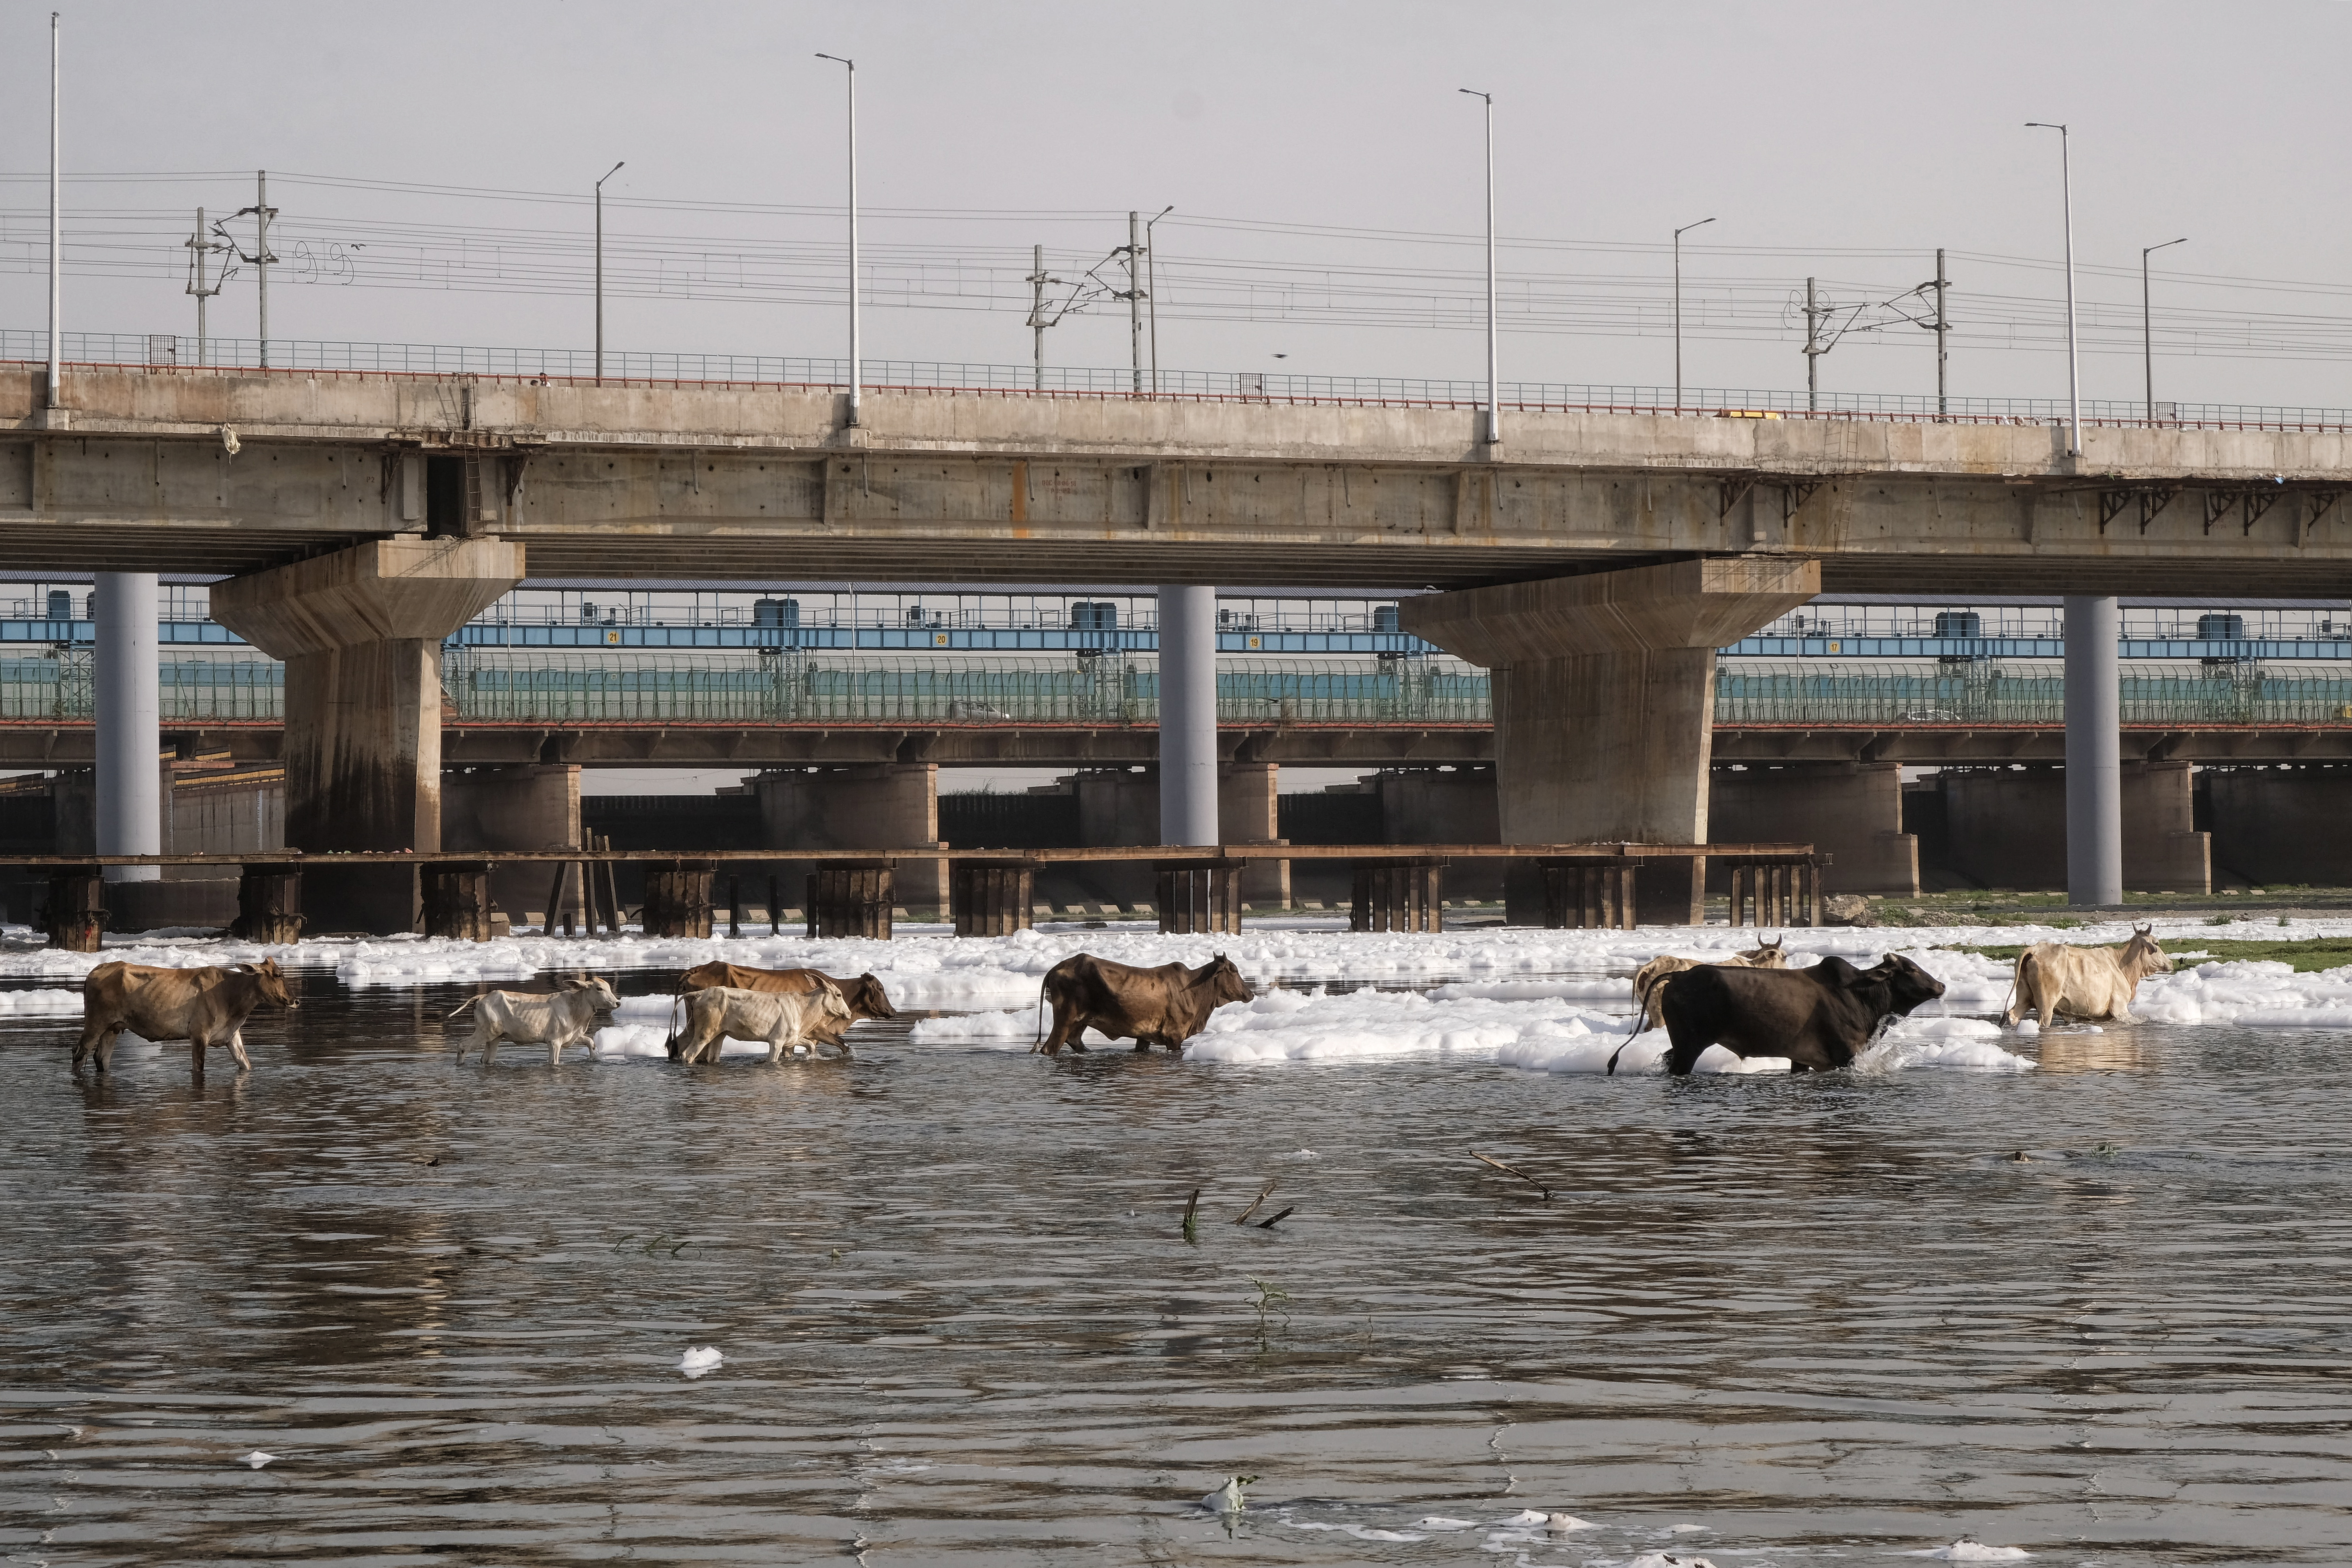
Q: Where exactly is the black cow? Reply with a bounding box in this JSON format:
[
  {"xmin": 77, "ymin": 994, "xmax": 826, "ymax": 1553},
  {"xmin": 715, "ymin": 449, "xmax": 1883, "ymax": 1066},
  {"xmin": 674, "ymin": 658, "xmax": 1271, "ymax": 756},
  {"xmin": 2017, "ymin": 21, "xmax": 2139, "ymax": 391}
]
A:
[{"xmin": 1609, "ymin": 955, "xmax": 1947, "ymax": 1075}]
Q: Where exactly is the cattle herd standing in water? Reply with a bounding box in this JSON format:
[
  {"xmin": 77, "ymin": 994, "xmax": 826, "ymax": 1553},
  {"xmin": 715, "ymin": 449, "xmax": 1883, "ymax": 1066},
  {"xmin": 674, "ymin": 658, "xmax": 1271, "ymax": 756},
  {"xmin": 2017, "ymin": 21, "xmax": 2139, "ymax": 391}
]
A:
[{"xmin": 53, "ymin": 928, "xmax": 2177, "ymax": 1079}]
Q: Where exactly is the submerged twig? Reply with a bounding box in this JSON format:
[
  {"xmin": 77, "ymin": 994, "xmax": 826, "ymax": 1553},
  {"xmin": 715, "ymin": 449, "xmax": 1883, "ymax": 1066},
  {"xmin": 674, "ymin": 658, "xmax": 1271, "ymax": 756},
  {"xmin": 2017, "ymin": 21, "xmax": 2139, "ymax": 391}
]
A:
[
  {"xmin": 1181, "ymin": 1188, "xmax": 1201, "ymax": 1243},
  {"xmin": 1256, "ymin": 1206, "xmax": 1295, "ymax": 1230},
  {"xmin": 1232, "ymin": 1182, "xmax": 1276, "ymax": 1226},
  {"xmin": 1471, "ymin": 1150, "xmax": 1555, "ymax": 1202}
]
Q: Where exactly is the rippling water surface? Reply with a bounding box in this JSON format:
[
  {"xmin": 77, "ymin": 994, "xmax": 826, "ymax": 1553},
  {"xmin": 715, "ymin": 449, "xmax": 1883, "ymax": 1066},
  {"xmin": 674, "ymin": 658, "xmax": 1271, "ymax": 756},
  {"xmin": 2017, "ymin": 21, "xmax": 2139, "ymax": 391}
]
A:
[{"xmin": 2, "ymin": 967, "xmax": 2348, "ymax": 1566}]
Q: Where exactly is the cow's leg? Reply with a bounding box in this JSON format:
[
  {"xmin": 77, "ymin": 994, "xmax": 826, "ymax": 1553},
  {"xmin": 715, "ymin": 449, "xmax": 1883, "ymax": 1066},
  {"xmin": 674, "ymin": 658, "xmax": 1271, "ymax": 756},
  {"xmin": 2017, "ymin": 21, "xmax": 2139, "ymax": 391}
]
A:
[
  {"xmin": 72, "ymin": 1019, "xmax": 107, "ymax": 1069},
  {"xmin": 92, "ymin": 1025, "xmax": 124, "ymax": 1073},
  {"xmin": 767, "ymin": 1032, "xmax": 789, "ymax": 1065},
  {"xmin": 1660, "ymin": 1019, "xmax": 1713, "ymax": 1076},
  {"xmin": 227, "ymin": 1027, "xmax": 251, "ymax": 1071},
  {"xmin": 1037, "ymin": 1004, "xmax": 1081, "ymax": 1055},
  {"xmin": 191, "ymin": 1035, "xmax": 208, "ymax": 1073}
]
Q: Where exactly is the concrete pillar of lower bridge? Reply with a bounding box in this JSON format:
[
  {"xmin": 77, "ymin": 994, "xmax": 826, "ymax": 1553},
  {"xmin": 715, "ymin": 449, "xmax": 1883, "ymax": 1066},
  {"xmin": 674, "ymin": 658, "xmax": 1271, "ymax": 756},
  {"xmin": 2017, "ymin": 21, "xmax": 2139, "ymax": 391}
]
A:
[
  {"xmin": 1708, "ymin": 763, "xmax": 1920, "ymax": 896},
  {"xmin": 94, "ymin": 573, "xmax": 162, "ymax": 886},
  {"xmin": 2065, "ymin": 595, "xmax": 2125, "ymax": 905},
  {"xmin": 209, "ymin": 538, "xmax": 525, "ymax": 934},
  {"xmin": 1935, "ymin": 764, "xmax": 2209, "ymax": 894},
  {"xmin": 2206, "ymin": 766, "xmax": 2352, "ymax": 887},
  {"xmin": 442, "ymin": 764, "xmax": 583, "ymax": 928},
  {"xmin": 751, "ymin": 763, "xmax": 948, "ymax": 920},
  {"xmin": 1400, "ymin": 558, "xmax": 1820, "ymax": 924},
  {"xmin": 1157, "ymin": 585, "xmax": 1219, "ymax": 845}
]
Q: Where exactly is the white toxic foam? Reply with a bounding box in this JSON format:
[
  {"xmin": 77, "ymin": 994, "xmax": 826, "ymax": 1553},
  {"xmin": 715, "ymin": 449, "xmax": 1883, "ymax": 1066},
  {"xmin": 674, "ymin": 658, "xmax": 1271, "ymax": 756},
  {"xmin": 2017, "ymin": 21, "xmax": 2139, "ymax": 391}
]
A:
[
  {"xmin": 677, "ymin": 1346, "xmax": 723, "ymax": 1378},
  {"xmin": 0, "ymin": 988, "xmax": 81, "ymax": 1017},
  {"xmin": 1906, "ymin": 1544, "xmax": 2031, "ymax": 1562}
]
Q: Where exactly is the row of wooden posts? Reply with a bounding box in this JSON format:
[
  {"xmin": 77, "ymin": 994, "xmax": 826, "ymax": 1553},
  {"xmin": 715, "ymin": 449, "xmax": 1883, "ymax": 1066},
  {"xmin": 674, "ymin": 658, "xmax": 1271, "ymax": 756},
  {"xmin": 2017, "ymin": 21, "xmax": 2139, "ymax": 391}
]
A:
[{"xmin": 24, "ymin": 851, "xmax": 1830, "ymax": 951}]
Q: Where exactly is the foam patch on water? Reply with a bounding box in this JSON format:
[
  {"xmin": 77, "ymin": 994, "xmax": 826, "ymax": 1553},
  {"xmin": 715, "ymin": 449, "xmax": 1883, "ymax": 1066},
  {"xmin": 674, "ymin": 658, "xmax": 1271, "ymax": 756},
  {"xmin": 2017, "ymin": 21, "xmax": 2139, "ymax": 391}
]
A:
[
  {"xmin": 1859, "ymin": 1015, "xmax": 2037, "ymax": 1072},
  {"xmin": 0, "ymin": 988, "xmax": 81, "ymax": 1016}
]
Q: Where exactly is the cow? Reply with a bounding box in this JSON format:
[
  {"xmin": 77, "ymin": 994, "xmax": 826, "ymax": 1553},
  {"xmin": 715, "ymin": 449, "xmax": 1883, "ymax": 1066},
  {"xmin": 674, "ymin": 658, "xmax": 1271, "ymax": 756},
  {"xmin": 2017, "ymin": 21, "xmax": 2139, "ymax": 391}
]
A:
[
  {"xmin": 2001, "ymin": 925, "xmax": 2173, "ymax": 1028},
  {"xmin": 1608, "ymin": 954, "xmax": 1947, "ymax": 1075},
  {"xmin": 1032, "ymin": 953, "xmax": 1254, "ymax": 1055},
  {"xmin": 1630, "ymin": 936, "xmax": 1790, "ymax": 1029},
  {"xmin": 73, "ymin": 958, "xmax": 295, "ymax": 1075},
  {"xmin": 668, "ymin": 984, "xmax": 855, "ymax": 1065},
  {"xmin": 673, "ymin": 961, "xmax": 894, "ymax": 1056},
  {"xmin": 448, "ymin": 976, "xmax": 621, "ymax": 1066}
]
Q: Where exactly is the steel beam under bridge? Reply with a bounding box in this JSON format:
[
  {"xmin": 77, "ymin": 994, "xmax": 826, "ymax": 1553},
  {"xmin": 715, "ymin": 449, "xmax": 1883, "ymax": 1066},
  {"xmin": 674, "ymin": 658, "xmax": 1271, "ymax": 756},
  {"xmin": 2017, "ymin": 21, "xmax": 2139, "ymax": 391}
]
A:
[{"xmin": 8, "ymin": 372, "xmax": 2352, "ymax": 596}]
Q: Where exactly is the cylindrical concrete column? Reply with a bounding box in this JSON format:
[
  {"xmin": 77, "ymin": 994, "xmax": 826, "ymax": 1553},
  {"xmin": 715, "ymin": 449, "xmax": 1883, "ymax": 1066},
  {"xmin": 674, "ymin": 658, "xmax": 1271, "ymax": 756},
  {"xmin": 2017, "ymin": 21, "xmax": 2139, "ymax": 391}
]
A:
[
  {"xmin": 94, "ymin": 572, "xmax": 161, "ymax": 883},
  {"xmin": 2064, "ymin": 594, "xmax": 2122, "ymax": 905},
  {"xmin": 1157, "ymin": 585, "xmax": 1219, "ymax": 845}
]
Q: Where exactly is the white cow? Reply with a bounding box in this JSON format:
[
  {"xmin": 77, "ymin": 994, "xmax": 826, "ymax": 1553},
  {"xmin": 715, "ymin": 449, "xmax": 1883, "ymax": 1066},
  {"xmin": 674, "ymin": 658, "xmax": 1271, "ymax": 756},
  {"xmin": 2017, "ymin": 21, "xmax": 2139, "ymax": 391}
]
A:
[
  {"xmin": 670, "ymin": 984, "xmax": 855, "ymax": 1065},
  {"xmin": 2002, "ymin": 926, "xmax": 2173, "ymax": 1027},
  {"xmin": 449, "ymin": 976, "xmax": 622, "ymax": 1065}
]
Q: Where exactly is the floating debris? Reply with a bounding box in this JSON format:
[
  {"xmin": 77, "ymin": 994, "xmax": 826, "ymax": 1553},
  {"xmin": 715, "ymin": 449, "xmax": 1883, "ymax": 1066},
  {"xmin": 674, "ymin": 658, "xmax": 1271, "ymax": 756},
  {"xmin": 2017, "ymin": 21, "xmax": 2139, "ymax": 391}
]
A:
[
  {"xmin": 677, "ymin": 1346, "xmax": 724, "ymax": 1378},
  {"xmin": 1200, "ymin": 1475, "xmax": 1256, "ymax": 1513},
  {"xmin": 240, "ymin": 1451, "xmax": 275, "ymax": 1469},
  {"xmin": 1907, "ymin": 1543, "xmax": 2031, "ymax": 1562}
]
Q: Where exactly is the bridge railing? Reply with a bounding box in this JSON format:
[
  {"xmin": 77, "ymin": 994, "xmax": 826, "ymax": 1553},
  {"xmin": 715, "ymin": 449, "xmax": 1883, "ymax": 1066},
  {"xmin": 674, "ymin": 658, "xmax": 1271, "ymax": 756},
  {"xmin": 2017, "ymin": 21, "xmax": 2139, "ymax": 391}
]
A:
[
  {"xmin": 9, "ymin": 330, "xmax": 2351, "ymax": 433},
  {"xmin": 8, "ymin": 653, "xmax": 2352, "ymax": 728}
]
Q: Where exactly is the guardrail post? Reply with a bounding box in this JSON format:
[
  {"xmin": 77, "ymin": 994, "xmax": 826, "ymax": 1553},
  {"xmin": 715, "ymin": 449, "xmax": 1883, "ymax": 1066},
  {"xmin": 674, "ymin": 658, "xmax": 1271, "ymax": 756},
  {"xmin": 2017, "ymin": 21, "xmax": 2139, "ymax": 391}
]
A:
[
  {"xmin": 420, "ymin": 861, "xmax": 495, "ymax": 941},
  {"xmin": 1155, "ymin": 859, "xmax": 1242, "ymax": 935},
  {"xmin": 645, "ymin": 859, "xmax": 717, "ymax": 939},
  {"xmin": 807, "ymin": 862, "xmax": 892, "ymax": 939},
  {"xmin": 39, "ymin": 865, "xmax": 106, "ymax": 951},
  {"xmin": 1538, "ymin": 856, "xmax": 1636, "ymax": 930},
  {"xmin": 951, "ymin": 859, "xmax": 1036, "ymax": 937},
  {"xmin": 230, "ymin": 864, "xmax": 303, "ymax": 943},
  {"xmin": 1350, "ymin": 857, "xmax": 1444, "ymax": 932}
]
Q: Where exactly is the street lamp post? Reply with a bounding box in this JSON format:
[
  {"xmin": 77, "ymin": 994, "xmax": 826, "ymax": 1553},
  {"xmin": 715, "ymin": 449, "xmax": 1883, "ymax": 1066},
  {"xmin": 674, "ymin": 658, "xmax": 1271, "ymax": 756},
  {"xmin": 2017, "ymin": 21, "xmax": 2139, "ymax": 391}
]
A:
[
  {"xmin": 816, "ymin": 53, "xmax": 861, "ymax": 426},
  {"xmin": 1145, "ymin": 204, "xmax": 1173, "ymax": 395},
  {"xmin": 2142, "ymin": 236, "xmax": 2186, "ymax": 422},
  {"xmin": 47, "ymin": 10, "xmax": 61, "ymax": 409},
  {"xmin": 2025, "ymin": 122, "xmax": 2081, "ymax": 455},
  {"xmin": 1459, "ymin": 88, "xmax": 1497, "ymax": 446},
  {"xmin": 594, "ymin": 160, "xmax": 623, "ymax": 385},
  {"xmin": 1672, "ymin": 216, "xmax": 1715, "ymax": 409}
]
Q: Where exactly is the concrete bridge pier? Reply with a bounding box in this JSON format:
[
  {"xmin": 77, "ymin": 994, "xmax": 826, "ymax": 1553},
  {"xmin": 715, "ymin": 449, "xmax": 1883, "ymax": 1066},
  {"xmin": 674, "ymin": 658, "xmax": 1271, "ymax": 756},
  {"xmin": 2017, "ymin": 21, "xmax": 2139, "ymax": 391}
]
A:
[
  {"xmin": 2065, "ymin": 595, "xmax": 2125, "ymax": 905},
  {"xmin": 1158, "ymin": 585, "xmax": 1218, "ymax": 846},
  {"xmin": 93, "ymin": 573, "xmax": 165, "ymax": 928},
  {"xmin": 210, "ymin": 538, "xmax": 525, "ymax": 934},
  {"xmin": 752, "ymin": 764, "xmax": 949, "ymax": 919},
  {"xmin": 1401, "ymin": 558, "xmax": 1821, "ymax": 922}
]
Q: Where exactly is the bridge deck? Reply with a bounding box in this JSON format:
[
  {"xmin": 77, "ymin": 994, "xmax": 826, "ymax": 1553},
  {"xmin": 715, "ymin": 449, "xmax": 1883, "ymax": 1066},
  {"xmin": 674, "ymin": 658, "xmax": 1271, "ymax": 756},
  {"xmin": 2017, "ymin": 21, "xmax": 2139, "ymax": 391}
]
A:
[{"xmin": 9, "ymin": 371, "xmax": 2352, "ymax": 595}]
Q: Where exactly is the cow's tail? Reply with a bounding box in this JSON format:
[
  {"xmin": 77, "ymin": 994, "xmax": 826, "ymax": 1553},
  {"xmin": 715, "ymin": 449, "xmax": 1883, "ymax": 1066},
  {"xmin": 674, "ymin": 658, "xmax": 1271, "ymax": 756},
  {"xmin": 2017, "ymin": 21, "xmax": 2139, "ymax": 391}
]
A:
[
  {"xmin": 1032, "ymin": 972, "xmax": 1050, "ymax": 1053},
  {"xmin": 663, "ymin": 983, "xmax": 688, "ymax": 1059},
  {"xmin": 444, "ymin": 994, "xmax": 483, "ymax": 1021},
  {"xmin": 2000, "ymin": 951, "xmax": 2033, "ymax": 1026},
  {"xmin": 1605, "ymin": 1037, "xmax": 1633, "ymax": 1075}
]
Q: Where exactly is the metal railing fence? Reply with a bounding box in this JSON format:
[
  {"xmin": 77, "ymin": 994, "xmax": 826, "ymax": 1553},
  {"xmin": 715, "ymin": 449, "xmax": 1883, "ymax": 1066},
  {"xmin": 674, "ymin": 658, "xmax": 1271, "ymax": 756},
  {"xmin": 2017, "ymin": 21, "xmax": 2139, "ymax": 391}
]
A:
[
  {"xmin": 8, "ymin": 329, "xmax": 2350, "ymax": 433},
  {"xmin": 9, "ymin": 653, "xmax": 2352, "ymax": 728}
]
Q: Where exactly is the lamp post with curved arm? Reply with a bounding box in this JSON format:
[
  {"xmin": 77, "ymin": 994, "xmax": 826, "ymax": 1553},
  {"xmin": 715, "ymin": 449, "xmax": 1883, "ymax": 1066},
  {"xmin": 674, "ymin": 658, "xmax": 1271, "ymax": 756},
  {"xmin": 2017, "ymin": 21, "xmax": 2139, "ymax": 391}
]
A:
[
  {"xmin": 816, "ymin": 53, "xmax": 861, "ymax": 426},
  {"xmin": 1673, "ymin": 216, "xmax": 1714, "ymax": 410}
]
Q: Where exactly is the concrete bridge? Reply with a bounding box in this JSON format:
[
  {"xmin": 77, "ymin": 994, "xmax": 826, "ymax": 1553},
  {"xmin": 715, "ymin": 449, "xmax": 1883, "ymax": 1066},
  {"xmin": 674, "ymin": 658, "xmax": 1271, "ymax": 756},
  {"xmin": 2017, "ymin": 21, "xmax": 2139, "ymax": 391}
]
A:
[{"xmin": 13, "ymin": 363, "xmax": 2352, "ymax": 929}]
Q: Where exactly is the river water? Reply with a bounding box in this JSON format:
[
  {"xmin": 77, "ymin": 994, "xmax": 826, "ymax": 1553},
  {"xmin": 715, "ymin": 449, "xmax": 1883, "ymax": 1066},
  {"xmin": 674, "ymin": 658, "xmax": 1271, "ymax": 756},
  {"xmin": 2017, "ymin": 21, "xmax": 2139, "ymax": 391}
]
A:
[{"xmin": 2, "ymin": 965, "xmax": 2347, "ymax": 1566}]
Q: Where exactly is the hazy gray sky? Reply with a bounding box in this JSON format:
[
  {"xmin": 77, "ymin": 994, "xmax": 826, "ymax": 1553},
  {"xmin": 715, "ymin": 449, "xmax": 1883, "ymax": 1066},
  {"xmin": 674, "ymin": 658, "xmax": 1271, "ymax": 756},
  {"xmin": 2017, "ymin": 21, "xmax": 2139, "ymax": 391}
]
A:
[{"xmin": 6, "ymin": 1, "xmax": 2350, "ymax": 407}]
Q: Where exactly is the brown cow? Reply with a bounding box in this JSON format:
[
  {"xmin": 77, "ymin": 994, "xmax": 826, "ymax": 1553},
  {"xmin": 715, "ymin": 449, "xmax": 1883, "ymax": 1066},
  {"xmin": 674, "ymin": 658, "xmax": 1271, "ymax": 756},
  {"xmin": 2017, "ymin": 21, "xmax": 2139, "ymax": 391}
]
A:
[
  {"xmin": 1033, "ymin": 953, "xmax": 1254, "ymax": 1055},
  {"xmin": 74, "ymin": 958, "xmax": 295, "ymax": 1074},
  {"xmin": 673, "ymin": 963, "xmax": 895, "ymax": 1057}
]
